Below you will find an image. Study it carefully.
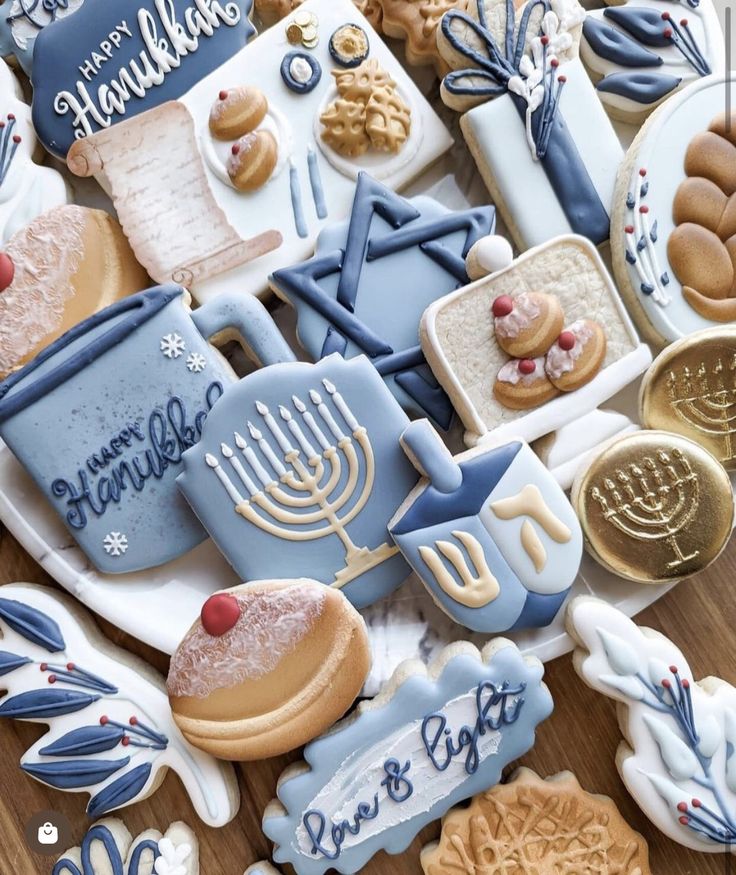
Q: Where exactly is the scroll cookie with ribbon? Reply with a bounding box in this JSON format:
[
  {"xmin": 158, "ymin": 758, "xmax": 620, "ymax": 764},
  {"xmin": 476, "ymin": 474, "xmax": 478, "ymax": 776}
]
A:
[
  {"xmin": 581, "ymin": 0, "xmax": 724, "ymax": 125},
  {"xmin": 437, "ymin": 0, "xmax": 623, "ymax": 251},
  {"xmin": 270, "ymin": 172, "xmax": 496, "ymax": 429},
  {"xmin": 54, "ymin": 819, "xmax": 199, "ymax": 875},
  {"xmin": 421, "ymin": 235, "xmax": 652, "ymax": 448},
  {"xmin": 263, "ymin": 638, "xmax": 553, "ymax": 875},
  {"xmin": 612, "ymin": 76, "xmax": 736, "ymax": 347},
  {"xmin": 167, "ymin": 580, "xmax": 371, "ymax": 760},
  {"xmin": 389, "ymin": 419, "xmax": 582, "ymax": 634},
  {"xmin": 176, "ymin": 354, "xmax": 420, "ymax": 609},
  {"xmin": 568, "ymin": 596, "xmax": 736, "ymax": 854},
  {"xmin": 0, "ymin": 583, "xmax": 239, "ymax": 825},
  {"xmin": 421, "ymin": 767, "xmax": 651, "ymax": 874}
]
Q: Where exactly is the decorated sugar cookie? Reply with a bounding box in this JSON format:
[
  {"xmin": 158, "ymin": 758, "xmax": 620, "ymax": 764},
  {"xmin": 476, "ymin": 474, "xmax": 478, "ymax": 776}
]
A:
[
  {"xmin": 437, "ymin": 0, "xmax": 623, "ymax": 251},
  {"xmin": 30, "ymin": 0, "xmax": 257, "ymax": 157},
  {"xmin": 421, "ymin": 768, "xmax": 651, "ymax": 874},
  {"xmin": 0, "ymin": 0, "xmax": 88, "ymax": 75},
  {"xmin": 572, "ymin": 430, "xmax": 734, "ymax": 583},
  {"xmin": 177, "ymin": 354, "xmax": 419, "ymax": 609},
  {"xmin": 167, "ymin": 580, "xmax": 371, "ymax": 760},
  {"xmin": 389, "ymin": 419, "xmax": 583, "ymax": 633},
  {"xmin": 611, "ymin": 74, "xmax": 736, "ymax": 346},
  {"xmin": 421, "ymin": 235, "xmax": 652, "ymax": 447},
  {"xmin": 66, "ymin": 0, "xmax": 452, "ymax": 302},
  {"xmin": 380, "ymin": 0, "xmax": 469, "ymax": 74},
  {"xmin": 0, "ymin": 205, "xmax": 149, "ymax": 378},
  {"xmin": 263, "ymin": 638, "xmax": 553, "ymax": 875},
  {"xmin": 245, "ymin": 865, "xmax": 282, "ymax": 875},
  {"xmin": 581, "ymin": 0, "xmax": 724, "ymax": 124},
  {"xmin": 0, "ymin": 584, "xmax": 238, "ymax": 824},
  {"xmin": 270, "ymin": 173, "xmax": 496, "ymax": 428},
  {"xmin": 0, "ymin": 60, "xmax": 69, "ymax": 245},
  {"xmin": 54, "ymin": 819, "xmax": 198, "ymax": 875},
  {"xmin": 255, "ymin": 0, "xmax": 383, "ymax": 31},
  {"xmin": 569, "ymin": 597, "xmax": 736, "ymax": 853}
]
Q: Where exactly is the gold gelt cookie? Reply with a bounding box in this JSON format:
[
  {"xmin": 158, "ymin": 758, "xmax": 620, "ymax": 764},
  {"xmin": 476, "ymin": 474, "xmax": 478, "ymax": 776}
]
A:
[
  {"xmin": 640, "ymin": 326, "xmax": 736, "ymax": 470},
  {"xmin": 167, "ymin": 579, "xmax": 371, "ymax": 760},
  {"xmin": 572, "ymin": 430, "xmax": 733, "ymax": 584},
  {"xmin": 421, "ymin": 767, "xmax": 651, "ymax": 875}
]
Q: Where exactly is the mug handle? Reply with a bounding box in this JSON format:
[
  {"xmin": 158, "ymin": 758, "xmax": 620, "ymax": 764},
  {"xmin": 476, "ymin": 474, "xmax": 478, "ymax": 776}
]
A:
[{"xmin": 191, "ymin": 292, "xmax": 296, "ymax": 367}]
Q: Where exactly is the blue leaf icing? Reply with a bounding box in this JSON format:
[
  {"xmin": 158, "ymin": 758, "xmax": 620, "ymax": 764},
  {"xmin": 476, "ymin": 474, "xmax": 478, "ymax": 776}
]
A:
[
  {"xmin": 52, "ymin": 823, "xmax": 161, "ymax": 875},
  {"xmin": 0, "ymin": 689, "xmax": 100, "ymax": 718},
  {"xmin": 604, "ymin": 6, "xmax": 672, "ymax": 47},
  {"xmin": 22, "ymin": 756, "xmax": 129, "ymax": 789},
  {"xmin": 583, "ymin": 18, "xmax": 663, "ymax": 67},
  {"xmin": 40, "ymin": 724, "xmax": 126, "ymax": 756},
  {"xmin": 87, "ymin": 762, "xmax": 153, "ymax": 818},
  {"xmin": 597, "ymin": 71, "xmax": 681, "ymax": 103},
  {"xmin": 0, "ymin": 597, "xmax": 65, "ymax": 651},
  {"xmin": 0, "ymin": 650, "xmax": 32, "ymax": 676}
]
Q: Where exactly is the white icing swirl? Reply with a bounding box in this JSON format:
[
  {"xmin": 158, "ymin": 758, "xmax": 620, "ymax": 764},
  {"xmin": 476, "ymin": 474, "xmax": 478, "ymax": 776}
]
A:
[
  {"xmin": 290, "ymin": 56, "xmax": 313, "ymax": 85},
  {"xmin": 497, "ymin": 357, "xmax": 546, "ymax": 386},
  {"xmin": 494, "ymin": 293, "xmax": 540, "ymax": 339},
  {"xmin": 544, "ymin": 320, "xmax": 594, "ymax": 380}
]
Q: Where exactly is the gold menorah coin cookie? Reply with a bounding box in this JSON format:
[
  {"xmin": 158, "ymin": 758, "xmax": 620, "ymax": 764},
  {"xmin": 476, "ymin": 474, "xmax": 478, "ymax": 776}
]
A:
[
  {"xmin": 572, "ymin": 431, "xmax": 733, "ymax": 584},
  {"xmin": 640, "ymin": 326, "xmax": 736, "ymax": 470}
]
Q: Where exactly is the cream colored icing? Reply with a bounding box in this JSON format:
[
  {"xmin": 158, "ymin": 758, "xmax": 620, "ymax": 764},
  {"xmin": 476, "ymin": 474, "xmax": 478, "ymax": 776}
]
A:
[
  {"xmin": 418, "ymin": 531, "xmax": 500, "ymax": 608},
  {"xmin": 491, "ymin": 484, "xmax": 572, "ymax": 544}
]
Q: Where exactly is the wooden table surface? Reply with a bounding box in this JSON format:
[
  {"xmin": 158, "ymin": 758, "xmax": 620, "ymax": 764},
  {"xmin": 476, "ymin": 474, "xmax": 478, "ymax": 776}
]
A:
[{"xmin": 0, "ymin": 523, "xmax": 734, "ymax": 875}]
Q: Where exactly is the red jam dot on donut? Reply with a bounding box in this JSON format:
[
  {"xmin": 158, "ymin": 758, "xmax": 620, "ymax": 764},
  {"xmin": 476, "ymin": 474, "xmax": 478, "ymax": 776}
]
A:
[
  {"xmin": 219, "ymin": 89, "xmax": 229, "ymax": 100},
  {"xmin": 201, "ymin": 592, "xmax": 241, "ymax": 637},
  {"xmin": 519, "ymin": 359, "xmax": 536, "ymax": 376},
  {"xmin": 492, "ymin": 295, "xmax": 514, "ymax": 318},
  {"xmin": 558, "ymin": 331, "xmax": 576, "ymax": 351},
  {"xmin": 231, "ymin": 143, "xmax": 241, "ymax": 156},
  {"xmin": 0, "ymin": 253, "xmax": 14, "ymax": 292}
]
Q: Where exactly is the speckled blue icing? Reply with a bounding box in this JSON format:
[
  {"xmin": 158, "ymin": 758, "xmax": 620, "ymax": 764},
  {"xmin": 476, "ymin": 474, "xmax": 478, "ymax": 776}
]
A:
[
  {"xmin": 31, "ymin": 0, "xmax": 255, "ymax": 156},
  {"xmin": 263, "ymin": 641, "xmax": 553, "ymax": 875},
  {"xmin": 390, "ymin": 420, "xmax": 582, "ymax": 633},
  {"xmin": 0, "ymin": 285, "xmax": 294, "ymax": 574},
  {"xmin": 177, "ymin": 353, "xmax": 418, "ymax": 609},
  {"xmin": 270, "ymin": 174, "xmax": 495, "ymax": 430}
]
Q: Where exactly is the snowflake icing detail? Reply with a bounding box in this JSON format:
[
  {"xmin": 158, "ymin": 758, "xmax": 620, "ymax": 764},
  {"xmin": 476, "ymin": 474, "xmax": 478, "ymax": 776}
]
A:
[
  {"xmin": 103, "ymin": 532, "xmax": 129, "ymax": 557},
  {"xmin": 186, "ymin": 352, "xmax": 207, "ymax": 374},
  {"xmin": 160, "ymin": 333, "xmax": 186, "ymax": 359}
]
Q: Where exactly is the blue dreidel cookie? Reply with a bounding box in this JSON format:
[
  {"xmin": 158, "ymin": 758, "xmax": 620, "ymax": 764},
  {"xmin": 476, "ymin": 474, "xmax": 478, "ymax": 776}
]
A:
[{"xmin": 389, "ymin": 419, "xmax": 583, "ymax": 633}]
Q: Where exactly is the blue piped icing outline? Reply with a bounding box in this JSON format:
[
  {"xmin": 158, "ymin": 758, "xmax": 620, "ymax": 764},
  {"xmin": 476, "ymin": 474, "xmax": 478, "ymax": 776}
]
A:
[{"xmin": 52, "ymin": 823, "xmax": 160, "ymax": 875}]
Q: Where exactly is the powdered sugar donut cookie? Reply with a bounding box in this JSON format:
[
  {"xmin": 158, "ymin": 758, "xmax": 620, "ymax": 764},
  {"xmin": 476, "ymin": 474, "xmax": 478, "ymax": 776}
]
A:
[
  {"xmin": 167, "ymin": 580, "xmax": 371, "ymax": 760},
  {"xmin": 545, "ymin": 319, "xmax": 607, "ymax": 391},
  {"xmin": 493, "ymin": 292, "xmax": 564, "ymax": 359},
  {"xmin": 493, "ymin": 358, "xmax": 560, "ymax": 410}
]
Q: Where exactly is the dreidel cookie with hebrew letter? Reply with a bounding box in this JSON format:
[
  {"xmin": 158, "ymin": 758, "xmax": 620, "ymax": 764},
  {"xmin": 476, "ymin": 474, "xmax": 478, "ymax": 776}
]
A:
[{"xmin": 389, "ymin": 419, "xmax": 583, "ymax": 633}]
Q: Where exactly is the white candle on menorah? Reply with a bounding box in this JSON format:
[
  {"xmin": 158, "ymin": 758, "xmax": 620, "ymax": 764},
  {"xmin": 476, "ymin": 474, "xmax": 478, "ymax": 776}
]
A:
[{"xmin": 206, "ymin": 382, "xmax": 398, "ymax": 588}]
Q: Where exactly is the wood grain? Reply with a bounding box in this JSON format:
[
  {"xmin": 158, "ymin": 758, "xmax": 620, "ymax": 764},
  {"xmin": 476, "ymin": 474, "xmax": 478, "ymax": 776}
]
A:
[{"xmin": 0, "ymin": 519, "xmax": 734, "ymax": 875}]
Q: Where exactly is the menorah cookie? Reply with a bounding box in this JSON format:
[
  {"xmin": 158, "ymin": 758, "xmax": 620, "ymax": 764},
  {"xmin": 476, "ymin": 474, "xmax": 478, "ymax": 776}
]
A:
[
  {"xmin": 0, "ymin": 0, "xmax": 88, "ymax": 75},
  {"xmin": 611, "ymin": 74, "xmax": 736, "ymax": 347},
  {"xmin": 421, "ymin": 235, "xmax": 652, "ymax": 447},
  {"xmin": 177, "ymin": 354, "xmax": 419, "ymax": 609},
  {"xmin": 30, "ymin": 0, "xmax": 256, "ymax": 157},
  {"xmin": 65, "ymin": 0, "xmax": 452, "ymax": 301},
  {"xmin": 54, "ymin": 819, "xmax": 198, "ymax": 875},
  {"xmin": 571, "ymin": 430, "xmax": 733, "ymax": 583},
  {"xmin": 0, "ymin": 60, "xmax": 69, "ymax": 245},
  {"xmin": 640, "ymin": 327, "xmax": 736, "ymax": 471},
  {"xmin": 569, "ymin": 597, "xmax": 736, "ymax": 853},
  {"xmin": 270, "ymin": 173, "xmax": 496, "ymax": 428},
  {"xmin": 437, "ymin": 0, "xmax": 623, "ymax": 251},
  {"xmin": 421, "ymin": 767, "xmax": 651, "ymax": 875},
  {"xmin": 263, "ymin": 638, "xmax": 553, "ymax": 875},
  {"xmin": 0, "ymin": 584, "xmax": 238, "ymax": 825},
  {"xmin": 581, "ymin": 0, "xmax": 723, "ymax": 124},
  {"xmin": 167, "ymin": 580, "xmax": 371, "ymax": 760},
  {"xmin": 389, "ymin": 419, "xmax": 582, "ymax": 633},
  {"xmin": 0, "ymin": 205, "xmax": 149, "ymax": 379}
]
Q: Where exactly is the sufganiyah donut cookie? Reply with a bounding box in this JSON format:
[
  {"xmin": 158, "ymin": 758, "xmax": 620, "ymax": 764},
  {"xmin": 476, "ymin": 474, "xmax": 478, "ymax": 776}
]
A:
[
  {"xmin": 492, "ymin": 292, "xmax": 564, "ymax": 359},
  {"xmin": 167, "ymin": 580, "xmax": 371, "ymax": 760},
  {"xmin": 227, "ymin": 130, "xmax": 278, "ymax": 191},
  {"xmin": 493, "ymin": 357, "xmax": 560, "ymax": 410},
  {"xmin": 545, "ymin": 319, "xmax": 607, "ymax": 391},
  {"xmin": 209, "ymin": 86, "xmax": 268, "ymax": 140}
]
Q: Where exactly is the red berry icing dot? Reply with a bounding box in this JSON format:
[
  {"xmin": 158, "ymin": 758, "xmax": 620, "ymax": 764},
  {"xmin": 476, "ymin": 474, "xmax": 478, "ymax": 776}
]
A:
[
  {"xmin": 122, "ymin": 737, "xmax": 130, "ymax": 746},
  {"xmin": 639, "ymin": 167, "xmax": 647, "ymax": 177},
  {"xmin": 492, "ymin": 295, "xmax": 514, "ymax": 318},
  {"xmin": 558, "ymin": 75, "xmax": 567, "ymax": 84},
  {"xmin": 99, "ymin": 716, "xmax": 109, "ymax": 726},
  {"xmin": 663, "ymin": 27, "xmax": 673, "ymax": 38},
  {"xmin": 519, "ymin": 359, "xmax": 536, "ymax": 376},
  {"xmin": 129, "ymin": 716, "xmax": 138, "ymax": 726},
  {"xmin": 692, "ymin": 798, "xmax": 702, "ymax": 808},
  {"xmin": 231, "ymin": 143, "xmax": 241, "ymax": 156},
  {"xmin": 201, "ymin": 592, "xmax": 241, "ymax": 637},
  {"xmin": 558, "ymin": 331, "xmax": 576, "ymax": 351},
  {"xmin": 0, "ymin": 253, "xmax": 14, "ymax": 292},
  {"xmin": 625, "ymin": 225, "xmax": 634, "ymax": 234},
  {"xmin": 219, "ymin": 89, "xmax": 229, "ymax": 100},
  {"xmin": 677, "ymin": 802, "xmax": 688, "ymax": 813},
  {"xmin": 662, "ymin": 10, "xmax": 671, "ymax": 19}
]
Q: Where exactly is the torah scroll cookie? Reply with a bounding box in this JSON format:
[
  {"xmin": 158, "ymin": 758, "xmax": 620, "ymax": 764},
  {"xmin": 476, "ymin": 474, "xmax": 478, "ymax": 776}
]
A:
[
  {"xmin": 421, "ymin": 767, "xmax": 651, "ymax": 875},
  {"xmin": 568, "ymin": 597, "xmax": 736, "ymax": 854},
  {"xmin": 571, "ymin": 430, "xmax": 734, "ymax": 583},
  {"xmin": 0, "ymin": 205, "xmax": 149, "ymax": 378},
  {"xmin": 54, "ymin": 819, "xmax": 199, "ymax": 875},
  {"xmin": 167, "ymin": 580, "xmax": 371, "ymax": 761}
]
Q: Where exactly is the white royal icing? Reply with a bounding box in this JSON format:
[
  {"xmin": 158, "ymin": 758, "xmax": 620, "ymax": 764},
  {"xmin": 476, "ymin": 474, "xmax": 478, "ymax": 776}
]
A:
[
  {"xmin": 544, "ymin": 319, "xmax": 594, "ymax": 380},
  {"xmin": 290, "ymin": 56, "xmax": 313, "ymax": 85}
]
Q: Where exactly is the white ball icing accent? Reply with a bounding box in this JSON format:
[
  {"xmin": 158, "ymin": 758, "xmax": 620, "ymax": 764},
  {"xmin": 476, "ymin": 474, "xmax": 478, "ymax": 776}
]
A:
[
  {"xmin": 467, "ymin": 234, "xmax": 514, "ymax": 279},
  {"xmin": 544, "ymin": 320, "xmax": 594, "ymax": 380},
  {"xmin": 290, "ymin": 56, "xmax": 313, "ymax": 85},
  {"xmin": 494, "ymin": 293, "xmax": 540, "ymax": 339}
]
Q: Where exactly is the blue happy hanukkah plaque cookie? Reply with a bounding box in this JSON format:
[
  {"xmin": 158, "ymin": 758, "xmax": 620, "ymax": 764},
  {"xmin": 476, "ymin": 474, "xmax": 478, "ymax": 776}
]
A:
[
  {"xmin": 0, "ymin": 0, "xmax": 89, "ymax": 75},
  {"xmin": 31, "ymin": 0, "xmax": 255, "ymax": 156},
  {"xmin": 270, "ymin": 174, "xmax": 495, "ymax": 430}
]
